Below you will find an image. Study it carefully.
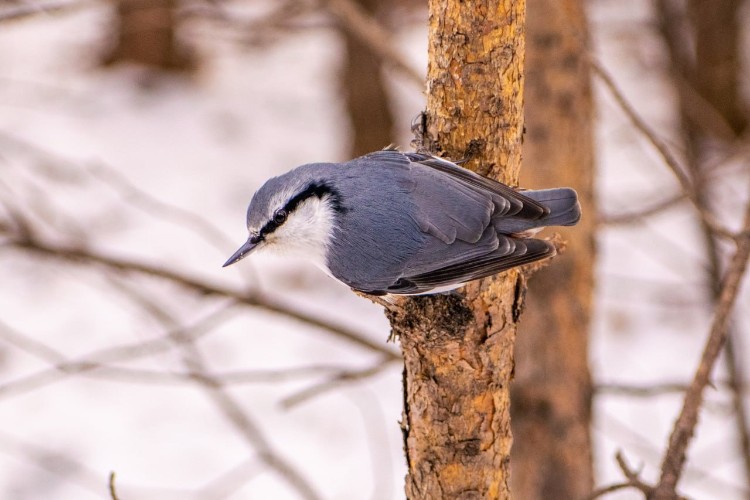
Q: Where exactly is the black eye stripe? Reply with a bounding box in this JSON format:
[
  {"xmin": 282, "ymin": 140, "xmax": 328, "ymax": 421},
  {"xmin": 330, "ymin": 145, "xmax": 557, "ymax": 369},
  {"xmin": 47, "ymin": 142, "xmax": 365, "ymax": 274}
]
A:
[{"xmin": 257, "ymin": 181, "xmax": 345, "ymax": 238}]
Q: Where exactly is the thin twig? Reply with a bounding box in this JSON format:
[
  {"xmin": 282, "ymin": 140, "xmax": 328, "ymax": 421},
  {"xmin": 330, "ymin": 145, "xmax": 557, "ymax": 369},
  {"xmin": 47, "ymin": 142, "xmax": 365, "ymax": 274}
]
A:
[
  {"xmin": 588, "ymin": 58, "xmax": 738, "ymax": 241},
  {"xmin": 585, "ymin": 450, "xmax": 666, "ymax": 500},
  {"xmin": 600, "ymin": 192, "xmax": 687, "ymax": 225},
  {"xmin": 0, "ymin": 306, "xmax": 239, "ymax": 401},
  {"xmin": 84, "ymin": 364, "xmax": 364, "ymax": 386},
  {"xmin": 109, "ymin": 471, "xmax": 120, "ymax": 500},
  {"xmin": 0, "ymin": 131, "xmax": 239, "ymax": 255},
  {"xmin": 0, "ymin": 317, "xmax": 369, "ymax": 389},
  {"xmin": 182, "ymin": 348, "xmax": 323, "ymax": 500},
  {"xmin": 652, "ymin": 181, "xmax": 750, "ymax": 498},
  {"xmin": 596, "ymin": 382, "xmax": 690, "ymax": 397},
  {"xmin": 4, "ymin": 233, "xmax": 397, "ymax": 359},
  {"xmin": 654, "ymin": 1, "xmax": 750, "ymax": 485},
  {"xmin": 0, "ymin": 429, "xmax": 113, "ymax": 496},
  {"xmin": 585, "ymin": 481, "xmax": 634, "ymax": 499},
  {"xmin": 113, "ymin": 278, "xmax": 323, "ymax": 500},
  {"xmin": 195, "ymin": 457, "xmax": 262, "ymax": 500},
  {"xmin": 182, "ymin": 0, "xmax": 316, "ymax": 49},
  {"xmin": 87, "ymin": 161, "xmax": 238, "ymax": 252},
  {"xmin": 280, "ymin": 356, "xmax": 398, "ymax": 408},
  {"xmin": 0, "ymin": 0, "xmax": 98, "ymax": 23}
]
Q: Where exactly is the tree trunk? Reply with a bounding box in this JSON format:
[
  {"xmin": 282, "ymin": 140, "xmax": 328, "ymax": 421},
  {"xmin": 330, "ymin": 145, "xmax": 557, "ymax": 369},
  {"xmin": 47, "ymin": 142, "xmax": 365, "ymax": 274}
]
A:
[
  {"xmin": 102, "ymin": 0, "xmax": 194, "ymax": 72},
  {"xmin": 510, "ymin": 0, "xmax": 595, "ymax": 498},
  {"xmin": 389, "ymin": 1, "xmax": 526, "ymax": 498},
  {"xmin": 340, "ymin": 0, "xmax": 395, "ymax": 157}
]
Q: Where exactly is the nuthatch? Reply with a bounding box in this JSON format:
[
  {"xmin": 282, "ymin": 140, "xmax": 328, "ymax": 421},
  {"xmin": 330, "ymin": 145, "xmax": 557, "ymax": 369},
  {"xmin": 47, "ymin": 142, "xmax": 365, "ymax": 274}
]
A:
[{"xmin": 224, "ymin": 149, "xmax": 580, "ymax": 295}]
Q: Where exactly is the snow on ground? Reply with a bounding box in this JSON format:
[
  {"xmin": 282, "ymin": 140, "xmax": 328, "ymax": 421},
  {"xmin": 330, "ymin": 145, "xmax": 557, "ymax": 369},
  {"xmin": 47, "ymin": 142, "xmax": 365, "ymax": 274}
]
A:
[{"xmin": 0, "ymin": 1, "xmax": 748, "ymax": 499}]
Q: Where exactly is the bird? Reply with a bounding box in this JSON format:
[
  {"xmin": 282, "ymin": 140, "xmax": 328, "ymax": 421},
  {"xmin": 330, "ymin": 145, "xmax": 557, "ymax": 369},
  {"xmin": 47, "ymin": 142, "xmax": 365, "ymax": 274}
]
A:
[{"xmin": 223, "ymin": 148, "xmax": 581, "ymax": 295}]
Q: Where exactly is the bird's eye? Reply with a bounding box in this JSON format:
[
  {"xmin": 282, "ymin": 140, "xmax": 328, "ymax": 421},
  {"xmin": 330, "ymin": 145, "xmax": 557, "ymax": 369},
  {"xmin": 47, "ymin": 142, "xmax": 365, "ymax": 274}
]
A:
[{"xmin": 273, "ymin": 209, "xmax": 288, "ymax": 224}]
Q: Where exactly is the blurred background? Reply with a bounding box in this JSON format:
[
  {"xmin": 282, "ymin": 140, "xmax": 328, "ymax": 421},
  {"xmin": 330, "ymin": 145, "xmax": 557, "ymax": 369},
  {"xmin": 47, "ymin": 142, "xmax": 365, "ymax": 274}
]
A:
[{"xmin": 0, "ymin": 0, "xmax": 748, "ymax": 498}]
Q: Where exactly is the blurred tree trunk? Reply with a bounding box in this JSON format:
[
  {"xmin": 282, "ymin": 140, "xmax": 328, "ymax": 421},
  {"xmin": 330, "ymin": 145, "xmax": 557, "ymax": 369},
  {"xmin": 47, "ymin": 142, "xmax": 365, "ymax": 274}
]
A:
[
  {"xmin": 655, "ymin": 0, "xmax": 749, "ymax": 496},
  {"xmin": 102, "ymin": 0, "xmax": 194, "ymax": 72},
  {"xmin": 340, "ymin": 0, "xmax": 395, "ymax": 157},
  {"xmin": 510, "ymin": 0, "xmax": 595, "ymax": 498},
  {"xmin": 389, "ymin": 1, "xmax": 526, "ymax": 498}
]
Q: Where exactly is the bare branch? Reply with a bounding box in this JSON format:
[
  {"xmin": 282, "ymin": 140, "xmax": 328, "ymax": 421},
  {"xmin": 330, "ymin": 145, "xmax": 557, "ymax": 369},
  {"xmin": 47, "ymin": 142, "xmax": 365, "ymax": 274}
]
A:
[
  {"xmin": 0, "ymin": 429, "xmax": 117, "ymax": 496},
  {"xmin": 280, "ymin": 356, "xmax": 398, "ymax": 408},
  {"xmin": 172, "ymin": 336, "xmax": 322, "ymax": 500},
  {"xmin": 3, "ymin": 232, "xmax": 398, "ymax": 359},
  {"xmin": 0, "ymin": 317, "xmax": 67, "ymax": 364},
  {"xmin": 108, "ymin": 274, "xmax": 323, "ymax": 500},
  {"xmin": 585, "ymin": 451, "xmax": 657, "ymax": 499},
  {"xmin": 195, "ymin": 458, "xmax": 262, "ymax": 500},
  {"xmin": 83, "ymin": 364, "xmax": 363, "ymax": 387},
  {"xmin": 86, "ymin": 161, "xmax": 238, "ymax": 252},
  {"xmin": 596, "ymin": 382, "xmax": 690, "ymax": 397},
  {"xmin": 653, "ymin": 180, "xmax": 750, "ymax": 498},
  {"xmin": 586, "ymin": 451, "xmax": 690, "ymax": 500},
  {"xmin": 0, "ymin": 0, "xmax": 98, "ymax": 23},
  {"xmin": 600, "ymin": 192, "xmax": 687, "ymax": 225},
  {"xmin": 182, "ymin": 0, "xmax": 317, "ymax": 49},
  {"xmin": 588, "ymin": 58, "xmax": 739, "ymax": 241},
  {"xmin": 585, "ymin": 481, "xmax": 636, "ymax": 499},
  {"xmin": 109, "ymin": 471, "xmax": 120, "ymax": 500},
  {"xmin": 0, "ymin": 131, "xmax": 238, "ymax": 256},
  {"xmin": 0, "ymin": 305, "xmax": 239, "ymax": 401}
]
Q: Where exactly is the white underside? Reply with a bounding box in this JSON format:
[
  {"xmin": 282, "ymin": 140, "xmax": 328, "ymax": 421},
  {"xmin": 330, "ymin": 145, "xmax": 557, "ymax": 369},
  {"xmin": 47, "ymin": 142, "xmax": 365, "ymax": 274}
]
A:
[{"xmin": 401, "ymin": 282, "xmax": 465, "ymax": 296}]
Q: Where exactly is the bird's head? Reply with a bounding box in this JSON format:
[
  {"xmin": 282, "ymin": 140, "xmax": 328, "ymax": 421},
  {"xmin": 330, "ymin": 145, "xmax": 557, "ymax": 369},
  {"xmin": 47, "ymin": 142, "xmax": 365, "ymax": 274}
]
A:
[{"xmin": 223, "ymin": 165, "xmax": 344, "ymax": 269}]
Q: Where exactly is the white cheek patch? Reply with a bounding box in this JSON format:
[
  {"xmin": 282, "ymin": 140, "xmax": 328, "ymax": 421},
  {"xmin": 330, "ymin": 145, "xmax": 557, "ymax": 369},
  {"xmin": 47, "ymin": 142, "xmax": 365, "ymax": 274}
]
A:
[{"xmin": 262, "ymin": 197, "xmax": 335, "ymax": 271}]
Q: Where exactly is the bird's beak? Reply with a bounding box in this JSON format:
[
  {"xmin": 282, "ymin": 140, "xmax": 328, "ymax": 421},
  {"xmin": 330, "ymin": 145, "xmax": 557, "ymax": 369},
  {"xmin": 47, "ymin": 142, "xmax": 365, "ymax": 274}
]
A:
[{"xmin": 223, "ymin": 238, "xmax": 257, "ymax": 267}]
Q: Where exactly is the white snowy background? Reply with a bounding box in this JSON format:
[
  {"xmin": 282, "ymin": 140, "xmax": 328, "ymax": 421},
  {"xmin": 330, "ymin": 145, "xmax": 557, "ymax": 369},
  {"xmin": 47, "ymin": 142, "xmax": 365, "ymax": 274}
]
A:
[{"xmin": 0, "ymin": 0, "xmax": 748, "ymax": 499}]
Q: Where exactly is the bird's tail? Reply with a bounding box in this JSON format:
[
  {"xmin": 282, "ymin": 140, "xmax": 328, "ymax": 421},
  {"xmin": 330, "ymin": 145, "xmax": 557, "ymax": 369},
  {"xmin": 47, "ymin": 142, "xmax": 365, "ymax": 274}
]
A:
[
  {"xmin": 525, "ymin": 188, "xmax": 581, "ymax": 226},
  {"xmin": 493, "ymin": 187, "xmax": 581, "ymax": 234}
]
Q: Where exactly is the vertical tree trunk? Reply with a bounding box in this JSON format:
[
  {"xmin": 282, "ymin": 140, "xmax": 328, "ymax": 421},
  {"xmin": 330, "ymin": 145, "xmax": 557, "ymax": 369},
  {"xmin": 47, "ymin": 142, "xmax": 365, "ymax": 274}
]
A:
[
  {"xmin": 389, "ymin": 1, "xmax": 526, "ymax": 498},
  {"xmin": 687, "ymin": 0, "xmax": 747, "ymax": 136},
  {"xmin": 510, "ymin": 0, "xmax": 595, "ymax": 498},
  {"xmin": 340, "ymin": 0, "xmax": 395, "ymax": 157},
  {"xmin": 102, "ymin": 0, "xmax": 194, "ymax": 72}
]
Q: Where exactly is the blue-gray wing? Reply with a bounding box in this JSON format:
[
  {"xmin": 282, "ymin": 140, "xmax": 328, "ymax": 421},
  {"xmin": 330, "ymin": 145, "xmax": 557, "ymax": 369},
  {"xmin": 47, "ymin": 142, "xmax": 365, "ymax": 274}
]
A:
[
  {"xmin": 386, "ymin": 238, "xmax": 554, "ymax": 294},
  {"xmin": 351, "ymin": 149, "xmax": 495, "ymax": 245},
  {"xmin": 404, "ymin": 152, "xmax": 550, "ymax": 220},
  {"xmin": 343, "ymin": 150, "xmax": 559, "ymax": 294}
]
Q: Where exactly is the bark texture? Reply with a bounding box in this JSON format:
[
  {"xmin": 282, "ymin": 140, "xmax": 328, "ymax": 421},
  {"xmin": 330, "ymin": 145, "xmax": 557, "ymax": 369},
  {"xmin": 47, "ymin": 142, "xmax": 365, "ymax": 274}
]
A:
[
  {"xmin": 510, "ymin": 0, "xmax": 595, "ymax": 498},
  {"xmin": 390, "ymin": 1, "xmax": 526, "ymax": 498},
  {"xmin": 102, "ymin": 0, "xmax": 194, "ymax": 72},
  {"xmin": 340, "ymin": 0, "xmax": 396, "ymax": 157}
]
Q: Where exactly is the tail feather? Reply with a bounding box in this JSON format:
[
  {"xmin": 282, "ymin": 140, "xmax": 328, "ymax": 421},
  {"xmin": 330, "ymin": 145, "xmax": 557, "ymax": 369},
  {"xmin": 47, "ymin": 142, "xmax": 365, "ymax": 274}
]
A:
[
  {"xmin": 492, "ymin": 187, "xmax": 581, "ymax": 233},
  {"xmin": 524, "ymin": 188, "xmax": 581, "ymax": 227}
]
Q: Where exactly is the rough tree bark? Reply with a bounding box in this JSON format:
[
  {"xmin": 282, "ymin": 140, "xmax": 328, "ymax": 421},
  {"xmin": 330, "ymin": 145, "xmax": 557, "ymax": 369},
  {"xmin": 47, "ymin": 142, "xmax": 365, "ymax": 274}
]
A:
[
  {"xmin": 387, "ymin": 1, "xmax": 527, "ymax": 498},
  {"xmin": 510, "ymin": 0, "xmax": 595, "ymax": 498},
  {"xmin": 102, "ymin": 0, "xmax": 194, "ymax": 72},
  {"xmin": 340, "ymin": 0, "xmax": 395, "ymax": 157}
]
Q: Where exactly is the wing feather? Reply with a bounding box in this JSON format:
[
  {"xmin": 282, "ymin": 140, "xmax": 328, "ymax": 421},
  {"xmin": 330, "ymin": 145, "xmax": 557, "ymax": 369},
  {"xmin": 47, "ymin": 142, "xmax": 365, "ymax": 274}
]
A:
[
  {"xmin": 385, "ymin": 238, "xmax": 554, "ymax": 294},
  {"xmin": 404, "ymin": 152, "xmax": 549, "ymax": 219},
  {"xmin": 343, "ymin": 150, "xmax": 559, "ymax": 295}
]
